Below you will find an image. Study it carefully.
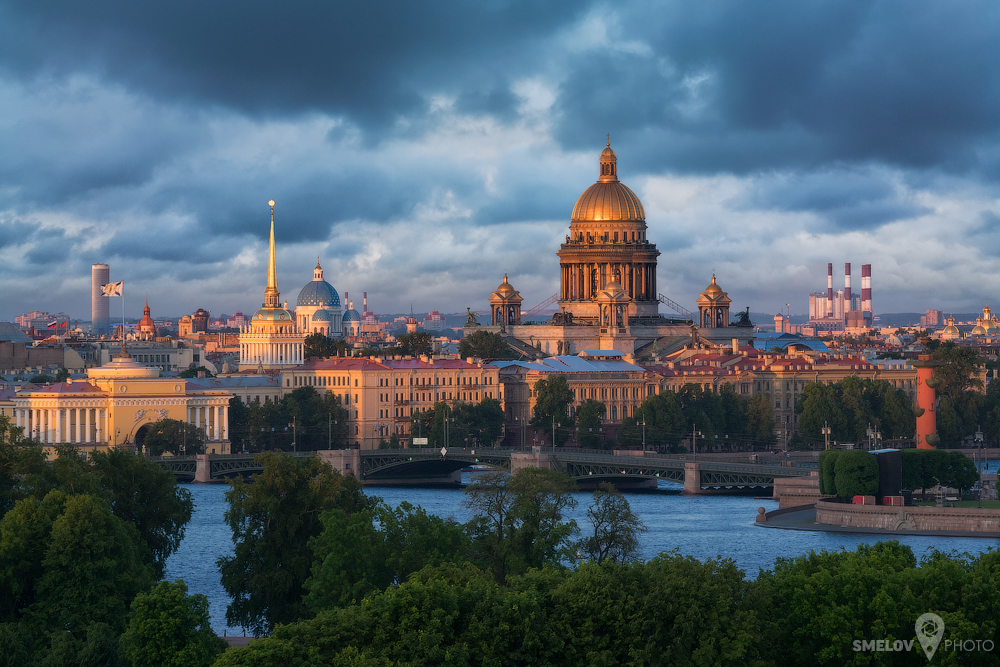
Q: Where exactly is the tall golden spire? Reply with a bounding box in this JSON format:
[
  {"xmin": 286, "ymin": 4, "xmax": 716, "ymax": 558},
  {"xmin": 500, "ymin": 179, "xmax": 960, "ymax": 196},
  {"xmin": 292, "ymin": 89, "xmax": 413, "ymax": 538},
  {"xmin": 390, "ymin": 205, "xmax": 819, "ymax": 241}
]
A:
[{"xmin": 264, "ymin": 199, "xmax": 280, "ymax": 308}]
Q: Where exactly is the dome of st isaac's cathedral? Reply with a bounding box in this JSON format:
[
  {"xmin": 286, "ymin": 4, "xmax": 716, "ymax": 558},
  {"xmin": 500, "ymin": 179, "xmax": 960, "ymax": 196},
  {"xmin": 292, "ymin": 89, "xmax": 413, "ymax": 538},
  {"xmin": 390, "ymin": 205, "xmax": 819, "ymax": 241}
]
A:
[{"xmin": 571, "ymin": 142, "xmax": 645, "ymax": 222}]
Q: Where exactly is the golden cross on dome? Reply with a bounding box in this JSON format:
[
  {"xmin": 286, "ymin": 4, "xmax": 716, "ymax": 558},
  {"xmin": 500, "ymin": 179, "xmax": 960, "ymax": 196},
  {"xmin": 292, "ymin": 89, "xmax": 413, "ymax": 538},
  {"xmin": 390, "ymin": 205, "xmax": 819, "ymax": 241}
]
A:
[{"xmin": 606, "ymin": 133, "xmax": 611, "ymax": 146}]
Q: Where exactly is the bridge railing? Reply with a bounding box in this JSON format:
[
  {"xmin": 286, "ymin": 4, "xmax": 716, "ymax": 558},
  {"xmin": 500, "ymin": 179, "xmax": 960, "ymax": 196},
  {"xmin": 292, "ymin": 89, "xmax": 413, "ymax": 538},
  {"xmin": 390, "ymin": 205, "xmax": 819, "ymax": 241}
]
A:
[{"xmin": 549, "ymin": 452, "xmax": 809, "ymax": 475}]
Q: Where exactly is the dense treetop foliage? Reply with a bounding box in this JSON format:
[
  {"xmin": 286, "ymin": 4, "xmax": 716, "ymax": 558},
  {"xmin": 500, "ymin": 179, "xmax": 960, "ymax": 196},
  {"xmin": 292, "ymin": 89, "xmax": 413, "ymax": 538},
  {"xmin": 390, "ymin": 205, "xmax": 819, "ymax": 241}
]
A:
[{"xmin": 228, "ymin": 388, "xmax": 350, "ymax": 452}]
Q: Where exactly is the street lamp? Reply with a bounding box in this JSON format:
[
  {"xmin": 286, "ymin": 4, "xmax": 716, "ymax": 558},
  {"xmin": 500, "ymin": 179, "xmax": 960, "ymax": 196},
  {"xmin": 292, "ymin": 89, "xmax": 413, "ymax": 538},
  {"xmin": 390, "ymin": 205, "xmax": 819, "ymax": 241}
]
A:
[{"xmin": 822, "ymin": 422, "xmax": 831, "ymax": 450}]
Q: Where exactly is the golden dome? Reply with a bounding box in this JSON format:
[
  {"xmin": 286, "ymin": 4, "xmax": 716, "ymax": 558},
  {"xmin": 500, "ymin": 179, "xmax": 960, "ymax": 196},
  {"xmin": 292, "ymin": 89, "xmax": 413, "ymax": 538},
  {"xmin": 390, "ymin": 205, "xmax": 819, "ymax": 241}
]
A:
[
  {"xmin": 495, "ymin": 271, "xmax": 516, "ymax": 296},
  {"xmin": 705, "ymin": 272, "xmax": 723, "ymax": 294},
  {"xmin": 571, "ymin": 140, "xmax": 645, "ymax": 222}
]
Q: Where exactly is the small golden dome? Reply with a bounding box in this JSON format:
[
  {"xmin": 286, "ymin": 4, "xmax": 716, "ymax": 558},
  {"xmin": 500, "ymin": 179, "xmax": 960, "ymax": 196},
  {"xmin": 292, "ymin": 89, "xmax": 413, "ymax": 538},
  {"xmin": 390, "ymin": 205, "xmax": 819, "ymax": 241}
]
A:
[
  {"xmin": 705, "ymin": 272, "xmax": 723, "ymax": 294},
  {"xmin": 495, "ymin": 271, "xmax": 516, "ymax": 296}
]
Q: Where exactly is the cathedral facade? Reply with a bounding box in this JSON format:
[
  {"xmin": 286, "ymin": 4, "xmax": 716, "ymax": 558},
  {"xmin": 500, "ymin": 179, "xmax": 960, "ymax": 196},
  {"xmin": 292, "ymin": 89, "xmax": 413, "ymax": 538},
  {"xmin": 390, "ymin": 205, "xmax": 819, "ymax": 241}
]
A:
[{"xmin": 469, "ymin": 142, "xmax": 752, "ymax": 358}]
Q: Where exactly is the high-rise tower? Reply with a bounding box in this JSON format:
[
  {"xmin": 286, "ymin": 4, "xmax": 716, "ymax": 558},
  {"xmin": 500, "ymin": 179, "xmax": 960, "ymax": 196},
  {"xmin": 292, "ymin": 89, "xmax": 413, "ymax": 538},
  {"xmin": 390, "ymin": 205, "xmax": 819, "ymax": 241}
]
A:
[{"xmin": 91, "ymin": 264, "xmax": 110, "ymax": 335}]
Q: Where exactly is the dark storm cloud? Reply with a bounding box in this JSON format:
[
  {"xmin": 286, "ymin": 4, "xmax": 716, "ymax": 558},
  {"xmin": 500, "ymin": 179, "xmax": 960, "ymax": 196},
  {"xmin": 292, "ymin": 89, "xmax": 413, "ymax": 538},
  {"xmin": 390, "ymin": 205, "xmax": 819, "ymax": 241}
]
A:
[
  {"xmin": 554, "ymin": 1, "xmax": 1000, "ymax": 174},
  {"xmin": 0, "ymin": 0, "xmax": 585, "ymax": 129},
  {"xmin": 742, "ymin": 169, "xmax": 930, "ymax": 230}
]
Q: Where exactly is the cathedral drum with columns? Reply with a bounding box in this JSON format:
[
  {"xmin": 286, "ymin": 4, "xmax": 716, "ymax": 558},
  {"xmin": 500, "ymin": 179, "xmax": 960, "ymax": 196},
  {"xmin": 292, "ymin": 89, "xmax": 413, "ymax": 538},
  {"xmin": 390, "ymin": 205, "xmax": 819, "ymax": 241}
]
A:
[{"xmin": 469, "ymin": 141, "xmax": 753, "ymax": 358}]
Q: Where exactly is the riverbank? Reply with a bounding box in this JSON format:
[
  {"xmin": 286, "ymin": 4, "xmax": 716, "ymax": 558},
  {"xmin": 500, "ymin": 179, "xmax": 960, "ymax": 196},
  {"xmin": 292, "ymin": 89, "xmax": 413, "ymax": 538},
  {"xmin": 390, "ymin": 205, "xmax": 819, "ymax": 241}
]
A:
[{"xmin": 757, "ymin": 504, "xmax": 1000, "ymax": 538}]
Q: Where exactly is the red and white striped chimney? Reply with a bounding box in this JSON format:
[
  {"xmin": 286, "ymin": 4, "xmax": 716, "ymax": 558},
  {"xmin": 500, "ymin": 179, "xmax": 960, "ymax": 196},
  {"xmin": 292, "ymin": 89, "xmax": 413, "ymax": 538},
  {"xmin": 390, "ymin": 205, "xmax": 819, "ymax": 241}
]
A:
[
  {"xmin": 844, "ymin": 263, "xmax": 852, "ymax": 312},
  {"xmin": 363, "ymin": 291, "xmax": 368, "ymax": 313},
  {"xmin": 861, "ymin": 264, "xmax": 872, "ymax": 314},
  {"xmin": 827, "ymin": 263, "xmax": 833, "ymax": 317}
]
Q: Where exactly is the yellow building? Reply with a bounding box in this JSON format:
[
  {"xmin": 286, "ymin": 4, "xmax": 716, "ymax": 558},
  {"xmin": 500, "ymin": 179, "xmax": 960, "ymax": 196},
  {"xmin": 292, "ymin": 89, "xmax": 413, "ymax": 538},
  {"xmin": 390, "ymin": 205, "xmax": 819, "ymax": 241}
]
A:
[
  {"xmin": 280, "ymin": 356, "xmax": 502, "ymax": 449},
  {"xmin": 13, "ymin": 350, "xmax": 232, "ymax": 453},
  {"xmin": 239, "ymin": 201, "xmax": 306, "ymax": 371}
]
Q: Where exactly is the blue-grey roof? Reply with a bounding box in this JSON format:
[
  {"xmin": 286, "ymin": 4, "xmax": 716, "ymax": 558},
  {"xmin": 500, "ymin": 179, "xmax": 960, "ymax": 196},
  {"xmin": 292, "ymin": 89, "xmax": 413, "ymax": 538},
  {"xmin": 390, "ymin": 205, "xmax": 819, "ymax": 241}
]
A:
[
  {"xmin": 495, "ymin": 354, "xmax": 642, "ymax": 374},
  {"xmin": 343, "ymin": 309, "xmax": 361, "ymax": 322},
  {"xmin": 0, "ymin": 322, "xmax": 32, "ymax": 344},
  {"xmin": 755, "ymin": 339, "xmax": 830, "ymax": 352},
  {"xmin": 311, "ymin": 309, "xmax": 332, "ymax": 322},
  {"xmin": 297, "ymin": 279, "xmax": 341, "ymax": 308}
]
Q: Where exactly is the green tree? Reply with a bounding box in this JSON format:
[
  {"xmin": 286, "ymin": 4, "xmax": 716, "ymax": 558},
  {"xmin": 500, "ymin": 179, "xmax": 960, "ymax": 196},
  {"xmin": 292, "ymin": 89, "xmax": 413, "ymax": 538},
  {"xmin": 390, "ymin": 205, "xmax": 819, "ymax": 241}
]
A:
[
  {"xmin": 90, "ymin": 449, "xmax": 194, "ymax": 580},
  {"xmin": 142, "ymin": 419, "xmax": 206, "ymax": 455},
  {"xmin": 530, "ymin": 376, "xmax": 574, "ymax": 447},
  {"xmin": 395, "ymin": 332, "xmax": 433, "ymax": 356},
  {"xmin": 817, "ymin": 449, "xmax": 841, "ymax": 495},
  {"xmin": 54, "ymin": 368, "xmax": 71, "ymax": 383},
  {"xmin": 458, "ymin": 330, "xmax": 518, "ymax": 360},
  {"xmin": 119, "ymin": 580, "xmax": 226, "ymax": 667},
  {"xmin": 943, "ymin": 450, "xmax": 979, "ymax": 495},
  {"xmin": 576, "ymin": 482, "xmax": 646, "ymax": 564},
  {"xmin": 304, "ymin": 501, "xmax": 469, "ymax": 611},
  {"xmin": 217, "ymin": 452, "xmax": 371, "ymax": 635},
  {"xmin": 27, "ymin": 374, "xmax": 55, "ymax": 385},
  {"xmin": 33, "ymin": 494, "xmax": 155, "ymax": 640},
  {"xmin": 576, "ymin": 399, "xmax": 605, "ymax": 449},
  {"xmin": 0, "ymin": 491, "xmax": 66, "ymax": 623},
  {"xmin": 178, "ymin": 366, "xmax": 214, "ymax": 378},
  {"xmin": 634, "ymin": 390, "xmax": 686, "ymax": 452},
  {"xmin": 743, "ymin": 392, "xmax": 776, "ymax": 450},
  {"xmin": 464, "ymin": 468, "xmax": 578, "ymax": 583},
  {"xmin": 833, "ymin": 449, "xmax": 878, "ymax": 498},
  {"xmin": 304, "ymin": 332, "xmax": 336, "ymax": 359}
]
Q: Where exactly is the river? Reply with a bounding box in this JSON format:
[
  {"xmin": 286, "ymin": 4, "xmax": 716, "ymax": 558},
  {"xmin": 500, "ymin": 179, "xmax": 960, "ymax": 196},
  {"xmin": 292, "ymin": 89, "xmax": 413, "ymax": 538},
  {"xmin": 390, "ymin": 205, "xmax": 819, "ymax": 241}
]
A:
[{"xmin": 165, "ymin": 473, "xmax": 1000, "ymax": 635}]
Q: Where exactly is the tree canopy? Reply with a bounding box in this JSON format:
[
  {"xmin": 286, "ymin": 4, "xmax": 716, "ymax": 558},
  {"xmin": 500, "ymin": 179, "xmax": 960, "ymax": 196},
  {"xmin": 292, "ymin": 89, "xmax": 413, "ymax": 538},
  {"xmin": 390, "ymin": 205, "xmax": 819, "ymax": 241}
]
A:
[
  {"xmin": 458, "ymin": 330, "xmax": 519, "ymax": 360},
  {"xmin": 217, "ymin": 452, "xmax": 372, "ymax": 635},
  {"xmin": 530, "ymin": 376, "xmax": 575, "ymax": 447},
  {"xmin": 142, "ymin": 419, "xmax": 205, "ymax": 456}
]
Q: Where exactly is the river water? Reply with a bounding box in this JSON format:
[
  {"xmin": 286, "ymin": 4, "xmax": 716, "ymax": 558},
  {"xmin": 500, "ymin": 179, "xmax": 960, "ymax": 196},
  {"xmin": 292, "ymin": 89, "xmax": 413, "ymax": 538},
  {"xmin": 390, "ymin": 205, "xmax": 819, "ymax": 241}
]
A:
[{"xmin": 165, "ymin": 475, "xmax": 1000, "ymax": 636}]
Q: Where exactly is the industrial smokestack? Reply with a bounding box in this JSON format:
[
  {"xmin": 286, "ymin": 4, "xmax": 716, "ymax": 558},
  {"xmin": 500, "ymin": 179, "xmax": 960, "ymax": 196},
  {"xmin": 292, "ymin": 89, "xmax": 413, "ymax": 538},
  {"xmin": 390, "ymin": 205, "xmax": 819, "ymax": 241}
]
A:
[
  {"xmin": 844, "ymin": 263, "xmax": 852, "ymax": 312},
  {"xmin": 862, "ymin": 264, "xmax": 872, "ymax": 315},
  {"xmin": 363, "ymin": 292, "xmax": 368, "ymax": 313},
  {"xmin": 827, "ymin": 263, "xmax": 833, "ymax": 317}
]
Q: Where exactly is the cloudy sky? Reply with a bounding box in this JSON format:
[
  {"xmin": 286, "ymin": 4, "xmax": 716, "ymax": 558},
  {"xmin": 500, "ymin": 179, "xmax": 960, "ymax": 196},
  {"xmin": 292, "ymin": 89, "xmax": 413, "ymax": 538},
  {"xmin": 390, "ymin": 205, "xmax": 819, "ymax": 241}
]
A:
[{"xmin": 2, "ymin": 1, "xmax": 999, "ymax": 322}]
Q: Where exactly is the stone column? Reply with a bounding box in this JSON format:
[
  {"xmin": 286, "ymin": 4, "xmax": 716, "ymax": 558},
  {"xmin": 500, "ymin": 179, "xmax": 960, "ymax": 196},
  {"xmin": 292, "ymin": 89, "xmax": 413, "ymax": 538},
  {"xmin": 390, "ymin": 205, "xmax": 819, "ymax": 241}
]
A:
[
  {"xmin": 85, "ymin": 408, "xmax": 91, "ymax": 444},
  {"xmin": 55, "ymin": 409, "xmax": 61, "ymax": 444},
  {"xmin": 222, "ymin": 405, "xmax": 229, "ymax": 442}
]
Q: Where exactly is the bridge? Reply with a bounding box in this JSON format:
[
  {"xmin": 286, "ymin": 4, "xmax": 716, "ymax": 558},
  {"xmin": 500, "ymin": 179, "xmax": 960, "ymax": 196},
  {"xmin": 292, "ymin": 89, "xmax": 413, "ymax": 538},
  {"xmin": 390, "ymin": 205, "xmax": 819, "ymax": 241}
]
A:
[{"xmin": 153, "ymin": 448, "xmax": 814, "ymax": 494}]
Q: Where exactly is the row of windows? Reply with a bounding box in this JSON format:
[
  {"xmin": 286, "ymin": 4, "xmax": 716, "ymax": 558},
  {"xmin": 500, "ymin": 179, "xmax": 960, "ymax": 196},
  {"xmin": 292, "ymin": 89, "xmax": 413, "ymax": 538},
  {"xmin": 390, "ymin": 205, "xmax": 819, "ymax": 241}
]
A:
[{"xmin": 380, "ymin": 376, "xmax": 493, "ymax": 387}]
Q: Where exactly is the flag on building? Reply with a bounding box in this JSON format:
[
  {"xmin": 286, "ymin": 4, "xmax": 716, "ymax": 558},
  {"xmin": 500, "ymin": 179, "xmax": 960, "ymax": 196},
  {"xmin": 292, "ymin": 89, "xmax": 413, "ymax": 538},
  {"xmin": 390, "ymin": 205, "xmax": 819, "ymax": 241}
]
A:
[
  {"xmin": 47, "ymin": 320, "xmax": 58, "ymax": 329},
  {"xmin": 101, "ymin": 281, "xmax": 124, "ymax": 297}
]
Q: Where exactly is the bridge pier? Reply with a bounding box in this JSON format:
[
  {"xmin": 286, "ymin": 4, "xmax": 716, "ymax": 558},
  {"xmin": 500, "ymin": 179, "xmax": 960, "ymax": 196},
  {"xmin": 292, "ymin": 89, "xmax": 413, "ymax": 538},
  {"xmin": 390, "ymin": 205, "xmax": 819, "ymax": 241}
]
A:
[
  {"xmin": 317, "ymin": 450, "xmax": 363, "ymax": 484},
  {"xmin": 682, "ymin": 462, "xmax": 702, "ymax": 495},
  {"xmin": 195, "ymin": 454, "xmax": 212, "ymax": 484},
  {"xmin": 511, "ymin": 450, "xmax": 555, "ymax": 474}
]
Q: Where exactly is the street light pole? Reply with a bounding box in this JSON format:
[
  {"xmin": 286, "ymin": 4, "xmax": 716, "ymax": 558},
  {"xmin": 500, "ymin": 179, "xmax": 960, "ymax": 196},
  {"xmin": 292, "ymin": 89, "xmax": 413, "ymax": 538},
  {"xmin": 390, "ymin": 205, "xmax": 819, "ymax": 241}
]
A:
[{"xmin": 822, "ymin": 422, "xmax": 831, "ymax": 450}]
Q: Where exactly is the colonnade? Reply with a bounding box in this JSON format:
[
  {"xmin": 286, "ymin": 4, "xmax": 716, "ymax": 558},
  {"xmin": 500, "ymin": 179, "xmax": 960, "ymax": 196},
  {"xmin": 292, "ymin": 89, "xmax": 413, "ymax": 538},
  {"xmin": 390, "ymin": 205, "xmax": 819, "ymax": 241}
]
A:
[
  {"xmin": 15, "ymin": 403, "xmax": 229, "ymax": 445},
  {"xmin": 186, "ymin": 404, "xmax": 228, "ymax": 441},
  {"xmin": 17, "ymin": 406, "xmax": 106, "ymax": 445},
  {"xmin": 239, "ymin": 340, "xmax": 304, "ymax": 366},
  {"xmin": 560, "ymin": 262, "xmax": 656, "ymax": 301}
]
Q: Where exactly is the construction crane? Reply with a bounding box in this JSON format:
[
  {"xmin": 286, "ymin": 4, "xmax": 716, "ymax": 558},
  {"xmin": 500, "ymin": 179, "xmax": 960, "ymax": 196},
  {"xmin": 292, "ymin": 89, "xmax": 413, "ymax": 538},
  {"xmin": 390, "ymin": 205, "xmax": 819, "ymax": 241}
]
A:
[
  {"xmin": 523, "ymin": 294, "xmax": 559, "ymax": 321},
  {"xmin": 658, "ymin": 293, "xmax": 694, "ymax": 321}
]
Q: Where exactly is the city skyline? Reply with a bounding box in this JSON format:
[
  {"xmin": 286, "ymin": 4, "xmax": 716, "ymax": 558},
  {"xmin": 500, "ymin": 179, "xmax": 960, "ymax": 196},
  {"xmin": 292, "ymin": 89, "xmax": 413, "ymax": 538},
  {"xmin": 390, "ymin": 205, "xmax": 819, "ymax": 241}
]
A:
[{"xmin": 1, "ymin": 2, "xmax": 999, "ymax": 321}]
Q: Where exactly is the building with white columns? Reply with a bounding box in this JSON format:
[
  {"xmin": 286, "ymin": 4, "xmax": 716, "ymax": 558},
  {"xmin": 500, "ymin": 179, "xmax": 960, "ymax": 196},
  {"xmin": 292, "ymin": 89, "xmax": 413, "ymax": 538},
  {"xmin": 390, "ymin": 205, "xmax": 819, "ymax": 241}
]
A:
[
  {"xmin": 239, "ymin": 201, "xmax": 306, "ymax": 371},
  {"xmin": 13, "ymin": 351, "xmax": 232, "ymax": 454}
]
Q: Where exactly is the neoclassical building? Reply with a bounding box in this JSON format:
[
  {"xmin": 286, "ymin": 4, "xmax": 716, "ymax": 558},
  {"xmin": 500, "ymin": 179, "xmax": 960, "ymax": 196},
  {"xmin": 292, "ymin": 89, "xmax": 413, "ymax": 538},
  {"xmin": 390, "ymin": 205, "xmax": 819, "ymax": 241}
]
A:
[
  {"xmin": 468, "ymin": 141, "xmax": 752, "ymax": 357},
  {"xmin": 14, "ymin": 348, "xmax": 232, "ymax": 453},
  {"xmin": 238, "ymin": 202, "xmax": 307, "ymax": 371}
]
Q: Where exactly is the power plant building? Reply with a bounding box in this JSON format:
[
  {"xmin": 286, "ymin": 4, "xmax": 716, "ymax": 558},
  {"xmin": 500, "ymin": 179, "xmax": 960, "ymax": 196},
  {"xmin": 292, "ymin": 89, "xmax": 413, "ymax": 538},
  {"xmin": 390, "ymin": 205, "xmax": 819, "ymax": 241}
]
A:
[{"xmin": 806, "ymin": 262, "xmax": 873, "ymax": 330}]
